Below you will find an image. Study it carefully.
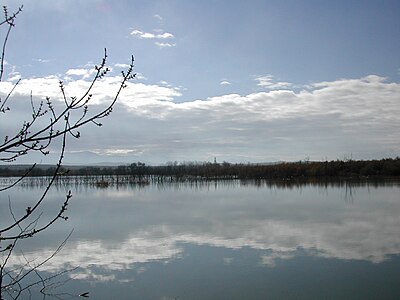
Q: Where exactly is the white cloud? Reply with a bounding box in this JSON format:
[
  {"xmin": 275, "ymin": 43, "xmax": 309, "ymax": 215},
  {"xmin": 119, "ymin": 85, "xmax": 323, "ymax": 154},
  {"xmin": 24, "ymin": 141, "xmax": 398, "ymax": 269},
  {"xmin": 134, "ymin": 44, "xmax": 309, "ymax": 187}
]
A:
[
  {"xmin": 114, "ymin": 63, "xmax": 131, "ymax": 69},
  {"xmin": 94, "ymin": 148, "xmax": 144, "ymax": 156},
  {"xmin": 7, "ymin": 71, "xmax": 21, "ymax": 82},
  {"xmin": 117, "ymin": 75, "xmax": 399, "ymax": 161},
  {"xmin": 130, "ymin": 29, "xmax": 143, "ymax": 36},
  {"xmin": 65, "ymin": 68, "xmax": 87, "ymax": 76},
  {"xmin": 159, "ymin": 80, "xmax": 170, "ymax": 86},
  {"xmin": 220, "ymin": 80, "xmax": 231, "ymax": 85},
  {"xmin": 130, "ymin": 29, "xmax": 174, "ymax": 40},
  {"xmin": 33, "ymin": 58, "xmax": 55, "ymax": 63},
  {"xmin": 154, "ymin": 14, "xmax": 163, "ymax": 21},
  {"xmin": 255, "ymin": 75, "xmax": 292, "ymax": 89},
  {"xmin": 155, "ymin": 42, "xmax": 176, "ymax": 48},
  {"xmin": 135, "ymin": 73, "xmax": 147, "ymax": 80},
  {"xmin": 1, "ymin": 73, "xmax": 399, "ymax": 163},
  {"xmin": 157, "ymin": 32, "xmax": 174, "ymax": 39},
  {"xmin": 65, "ymin": 68, "xmax": 96, "ymax": 79},
  {"xmin": 1, "ymin": 75, "xmax": 61, "ymax": 98},
  {"xmin": 130, "ymin": 28, "xmax": 176, "ymax": 48}
]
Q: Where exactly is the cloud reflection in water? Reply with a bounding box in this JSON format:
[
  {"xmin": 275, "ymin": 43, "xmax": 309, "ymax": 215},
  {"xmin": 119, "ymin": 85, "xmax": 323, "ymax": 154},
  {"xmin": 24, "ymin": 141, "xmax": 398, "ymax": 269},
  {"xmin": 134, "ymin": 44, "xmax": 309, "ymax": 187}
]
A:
[{"xmin": 4, "ymin": 180, "xmax": 400, "ymax": 281}]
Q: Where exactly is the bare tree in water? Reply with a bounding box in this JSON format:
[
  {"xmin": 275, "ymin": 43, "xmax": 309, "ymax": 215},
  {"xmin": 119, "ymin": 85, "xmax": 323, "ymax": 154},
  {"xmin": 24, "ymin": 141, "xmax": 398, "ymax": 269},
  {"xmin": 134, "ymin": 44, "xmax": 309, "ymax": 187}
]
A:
[{"xmin": 0, "ymin": 6, "xmax": 135, "ymax": 299}]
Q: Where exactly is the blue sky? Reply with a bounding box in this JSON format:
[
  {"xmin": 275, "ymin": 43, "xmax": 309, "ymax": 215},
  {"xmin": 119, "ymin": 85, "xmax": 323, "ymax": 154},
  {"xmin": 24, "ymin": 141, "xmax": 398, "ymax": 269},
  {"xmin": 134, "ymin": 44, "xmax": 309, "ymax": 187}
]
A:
[{"xmin": 1, "ymin": 0, "xmax": 400, "ymax": 164}]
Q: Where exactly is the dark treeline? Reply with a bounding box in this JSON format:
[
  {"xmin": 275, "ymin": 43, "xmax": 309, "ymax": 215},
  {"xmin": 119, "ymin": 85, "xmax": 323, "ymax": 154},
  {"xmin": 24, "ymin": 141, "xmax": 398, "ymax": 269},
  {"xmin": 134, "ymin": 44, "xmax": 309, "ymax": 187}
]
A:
[{"xmin": 1, "ymin": 158, "xmax": 400, "ymax": 180}]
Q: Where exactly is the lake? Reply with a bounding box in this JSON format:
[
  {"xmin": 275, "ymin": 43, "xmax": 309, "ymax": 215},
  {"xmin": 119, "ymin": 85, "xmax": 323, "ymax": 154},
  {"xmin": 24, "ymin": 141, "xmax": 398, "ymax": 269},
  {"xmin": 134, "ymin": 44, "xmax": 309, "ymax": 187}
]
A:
[{"xmin": 1, "ymin": 179, "xmax": 400, "ymax": 299}]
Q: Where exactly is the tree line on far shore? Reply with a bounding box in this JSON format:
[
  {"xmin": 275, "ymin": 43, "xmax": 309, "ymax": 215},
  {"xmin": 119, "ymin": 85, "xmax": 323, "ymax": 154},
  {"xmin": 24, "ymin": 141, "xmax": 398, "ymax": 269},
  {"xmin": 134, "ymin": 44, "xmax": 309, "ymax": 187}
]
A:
[{"xmin": 1, "ymin": 157, "xmax": 400, "ymax": 180}]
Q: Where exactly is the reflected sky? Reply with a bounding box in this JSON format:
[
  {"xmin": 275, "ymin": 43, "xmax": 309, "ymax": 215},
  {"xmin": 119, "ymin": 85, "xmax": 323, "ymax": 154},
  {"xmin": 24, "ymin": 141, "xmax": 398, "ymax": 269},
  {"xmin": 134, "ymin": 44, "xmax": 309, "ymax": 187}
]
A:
[{"xmin": 1, "ymin": 180, "xmax": 400, "ymax": 299}]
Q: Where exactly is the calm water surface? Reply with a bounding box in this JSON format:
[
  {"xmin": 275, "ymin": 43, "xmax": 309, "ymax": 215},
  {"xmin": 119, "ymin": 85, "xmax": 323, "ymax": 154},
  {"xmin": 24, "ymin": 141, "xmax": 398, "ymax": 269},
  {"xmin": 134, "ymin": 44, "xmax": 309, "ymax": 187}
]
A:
[{"xmin": 1, "ymin": 179, "xmax": 400, "ymax": 299}]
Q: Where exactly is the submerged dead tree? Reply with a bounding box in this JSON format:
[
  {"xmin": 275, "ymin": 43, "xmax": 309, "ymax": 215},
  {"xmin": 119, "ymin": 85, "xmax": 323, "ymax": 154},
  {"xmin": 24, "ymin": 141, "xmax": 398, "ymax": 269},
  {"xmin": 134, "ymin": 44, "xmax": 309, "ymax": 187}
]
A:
[{"xmin": 0, "ymin": 6, "xmax": 135, "ymax": 299}]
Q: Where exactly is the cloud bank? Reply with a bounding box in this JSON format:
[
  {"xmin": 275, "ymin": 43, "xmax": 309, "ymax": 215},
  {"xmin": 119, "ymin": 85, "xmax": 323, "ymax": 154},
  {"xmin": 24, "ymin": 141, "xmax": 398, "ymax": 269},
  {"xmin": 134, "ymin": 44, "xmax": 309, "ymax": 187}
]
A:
[{"xmin": 1, "ymin": 69, "xmax": 399, "ymax": 164}]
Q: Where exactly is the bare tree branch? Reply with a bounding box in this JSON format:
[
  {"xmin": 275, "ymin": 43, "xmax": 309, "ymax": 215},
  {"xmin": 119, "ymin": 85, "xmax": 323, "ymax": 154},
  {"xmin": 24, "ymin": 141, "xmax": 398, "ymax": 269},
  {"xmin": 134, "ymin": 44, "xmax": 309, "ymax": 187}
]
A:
[{"xmin": 1, "ymin": 5, "xmax": 135, "ymax": 298}]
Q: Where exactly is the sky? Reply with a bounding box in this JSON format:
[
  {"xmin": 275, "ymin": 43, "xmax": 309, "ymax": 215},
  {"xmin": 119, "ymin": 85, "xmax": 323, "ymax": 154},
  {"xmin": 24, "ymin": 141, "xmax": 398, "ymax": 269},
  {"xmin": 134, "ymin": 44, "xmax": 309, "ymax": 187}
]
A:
[{"xmin": 1, "ymin": 0, "xmax": 400, "ymax": 165}]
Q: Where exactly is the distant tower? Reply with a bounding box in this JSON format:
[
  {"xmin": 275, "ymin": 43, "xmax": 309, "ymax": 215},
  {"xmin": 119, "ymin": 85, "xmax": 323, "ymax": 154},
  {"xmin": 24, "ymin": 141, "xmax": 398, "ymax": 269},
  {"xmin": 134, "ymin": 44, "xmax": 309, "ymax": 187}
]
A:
[{"xmin": 214, "ymin": 157, "xmax": 217, "ymax": 164}]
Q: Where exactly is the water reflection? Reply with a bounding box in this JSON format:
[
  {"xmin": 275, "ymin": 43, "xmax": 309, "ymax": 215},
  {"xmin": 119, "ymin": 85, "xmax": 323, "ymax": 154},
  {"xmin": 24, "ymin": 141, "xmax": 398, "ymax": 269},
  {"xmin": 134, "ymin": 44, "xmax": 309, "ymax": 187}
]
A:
[{"xmin": 1, "ymin": 179, "xmax": 400, "ymax": 298}]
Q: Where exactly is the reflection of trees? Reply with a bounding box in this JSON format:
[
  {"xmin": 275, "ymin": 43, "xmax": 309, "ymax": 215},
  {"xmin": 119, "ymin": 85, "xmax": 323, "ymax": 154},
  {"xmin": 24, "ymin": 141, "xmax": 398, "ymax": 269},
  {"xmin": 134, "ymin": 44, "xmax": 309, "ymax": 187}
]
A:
[
  {"xmin": 1, "ymin": 175, "xmax": 398, "ymax": 193},
  {"xmin": 344, "ymin": 181, "xmax": 355, "ymax": 203}
]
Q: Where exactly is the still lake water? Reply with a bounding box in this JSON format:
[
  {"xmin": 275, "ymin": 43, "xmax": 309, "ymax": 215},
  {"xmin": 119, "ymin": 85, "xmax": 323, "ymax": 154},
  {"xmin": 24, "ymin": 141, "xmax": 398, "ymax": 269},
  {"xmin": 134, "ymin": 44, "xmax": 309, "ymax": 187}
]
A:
[{"xmin": 1, "ymin": 179, "xmax": 400, "ymax": 299}]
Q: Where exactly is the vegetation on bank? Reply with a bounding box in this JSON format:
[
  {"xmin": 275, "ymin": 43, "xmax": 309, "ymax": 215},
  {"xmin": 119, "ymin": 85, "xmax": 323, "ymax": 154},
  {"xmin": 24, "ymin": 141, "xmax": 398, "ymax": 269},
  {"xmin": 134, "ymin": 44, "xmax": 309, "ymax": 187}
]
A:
[{"xmin": 1, "ymin": 157, "xmax": 400, "ymax": 180}]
